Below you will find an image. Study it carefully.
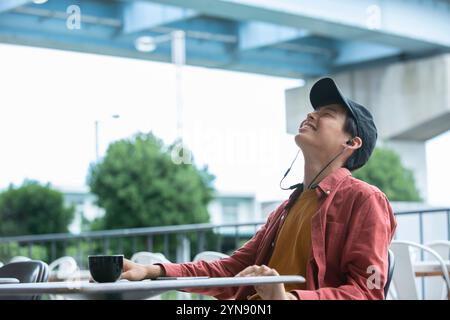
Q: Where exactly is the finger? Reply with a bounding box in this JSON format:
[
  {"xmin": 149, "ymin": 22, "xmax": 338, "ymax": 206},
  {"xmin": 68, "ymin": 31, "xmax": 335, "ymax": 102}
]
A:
[
  {"xmin": 241, "ymin": 266, "xmax": 267, "ymax": 278},
  {"xmin": 254, "ymin": 265, "xmax": 269, "ymax": 276},
  {"xmin": 122, "ymin": 259, "xmax": 133, "ymax": 271},
  {"xmin": 254, "ymin": 284, "xmax": 263, "ymax": 293},
  {"xmin": 236, "ymin": 270, "xmax": 257, "ymax": 277},
  {"xmin": 270, "ymin": 268, "xmax": 280, "ymax": 276},
  {"xmin": 259, "ymin": 265, "xmax": 271, "ymax": 274},
  {"xmin": 236, "ymin": 265, "xmax": 258, "ymax": 277},
  {"xmin": 261, "ymin": 266, "xmax": 272, "ymax": 275},
  {"xmin": 257, "ymin": 265, "xmax": 278, "ymax": 276},
  {"xmin": 245, "ymin": 265, "xmax": 262, "ymax": 276},
  {"xmin": 120, "ymin": 270, "xmax": 133, "ymax": 280}
]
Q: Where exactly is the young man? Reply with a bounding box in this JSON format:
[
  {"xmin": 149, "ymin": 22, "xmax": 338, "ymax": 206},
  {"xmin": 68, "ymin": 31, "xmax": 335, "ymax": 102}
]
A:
[{"xmin": 121, "ymin": 77, "xmax": 397, "ymax": 300}]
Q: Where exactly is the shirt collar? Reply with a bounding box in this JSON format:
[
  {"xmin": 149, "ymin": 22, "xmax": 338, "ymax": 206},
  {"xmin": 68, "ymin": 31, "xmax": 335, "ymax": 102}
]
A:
[
  {"xmin": 314, "ymin": 167, "xmax": 352, "ymax": 197},
  {"xmin": 285, "ymin": 167, "xmax": 352, "ymax": 209}
]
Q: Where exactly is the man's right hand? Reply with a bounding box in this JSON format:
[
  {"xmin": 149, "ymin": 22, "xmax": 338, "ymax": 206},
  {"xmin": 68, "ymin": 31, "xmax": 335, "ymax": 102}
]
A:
[{"xmin": 120, "ymin": 259, "xmax": 164, "ymax": 281}]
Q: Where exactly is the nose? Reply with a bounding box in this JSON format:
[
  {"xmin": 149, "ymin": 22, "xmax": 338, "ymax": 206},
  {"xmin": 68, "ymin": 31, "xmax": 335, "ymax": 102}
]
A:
[
  {"xmin": 307, "ymin": 111, "xmax": 317, "ymax": 121},
  {"xmin": 299, "ymin": 111, "xmax": 318, "ymax": 128}
]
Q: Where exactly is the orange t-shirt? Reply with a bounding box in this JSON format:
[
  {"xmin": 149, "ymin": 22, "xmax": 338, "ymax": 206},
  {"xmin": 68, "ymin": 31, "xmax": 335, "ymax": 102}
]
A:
[{"xmin": 268, "ymin": 188, "xmax": 318, "ymax": 292}]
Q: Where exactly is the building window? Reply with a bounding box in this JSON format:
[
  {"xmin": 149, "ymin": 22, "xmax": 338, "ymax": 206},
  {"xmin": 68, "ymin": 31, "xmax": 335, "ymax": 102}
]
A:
[{"xmin": 222, "ymin": 202, "xmax": 238, "ymax": 223}]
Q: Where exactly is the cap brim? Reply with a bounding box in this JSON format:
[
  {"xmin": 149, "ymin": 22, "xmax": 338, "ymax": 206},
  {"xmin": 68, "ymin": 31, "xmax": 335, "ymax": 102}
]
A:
[{"xmin": 309, "ymin": 77, "xmax": 357, "ymax": 120}]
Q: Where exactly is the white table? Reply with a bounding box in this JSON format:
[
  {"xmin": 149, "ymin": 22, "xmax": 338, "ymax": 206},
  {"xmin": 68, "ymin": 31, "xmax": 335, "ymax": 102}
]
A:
[
  {"xmin": 0, "ymin": 275, "xmax": 305, "ymax": 300},
  {"xmin": 414, "ymin": 260, "xmax": 450, "ymax": 277},
  {"xmin": 0, "ymin": 278, "xmax": 19, "ymax": 284},
  {"xmin": 414, "ymin": 260, "xmax": 450, "ymax": 300}
]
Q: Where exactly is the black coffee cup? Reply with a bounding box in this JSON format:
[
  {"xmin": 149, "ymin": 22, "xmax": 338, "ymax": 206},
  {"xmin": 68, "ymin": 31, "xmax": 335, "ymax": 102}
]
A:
[{"xmin": 88, "ymin": 255, "xmax": 124, "ymax": 283}]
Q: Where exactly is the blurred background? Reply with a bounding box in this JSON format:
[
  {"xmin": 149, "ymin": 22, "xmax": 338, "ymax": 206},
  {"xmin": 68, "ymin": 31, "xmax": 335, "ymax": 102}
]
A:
[{"xmin": 0, "ymin": 0, "xmax": 449, "ymax": 299}]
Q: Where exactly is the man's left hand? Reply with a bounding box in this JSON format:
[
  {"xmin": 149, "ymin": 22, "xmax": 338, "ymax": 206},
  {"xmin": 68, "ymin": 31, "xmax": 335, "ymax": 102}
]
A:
[{"xmin": 236, "ymin": 265, "xmax": 297, "ymax": 300}]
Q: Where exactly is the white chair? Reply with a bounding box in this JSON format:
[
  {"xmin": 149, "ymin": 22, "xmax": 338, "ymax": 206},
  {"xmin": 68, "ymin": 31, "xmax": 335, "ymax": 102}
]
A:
[
  {"xmin": 48, "ymin": 256, "xmax": 79, "ymax": 280},
  {"xmin": 130, "ymin": 252, "xmax": 171, "ymax": 265},
  {"xmin": 390, "ymin": 240, "xmax": 450, "ymax": 299},
  {"xmin": 426, "ymin": 240, "xmax": 450, "ymax": 260},
  {"xmin": 47, "ymin": 256, "xmax": 79, "ymax": 300},
  {"xmin": 424, "ymin": 241, "xmax": 450, "ymax": 300},
  {"xmin": 9, "ymin": 256, "xmax": 31, "ymax": 263},
  {"xmin": 193, "ymin": 251, "xmax": 229, "ymax": 262}
]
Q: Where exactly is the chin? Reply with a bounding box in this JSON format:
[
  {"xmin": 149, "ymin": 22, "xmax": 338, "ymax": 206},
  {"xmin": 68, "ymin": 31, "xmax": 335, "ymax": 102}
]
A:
[
  {"xmin": 294, "ymin": 133, "xmax": 304, "ymax": 148},
  {"xmin": 295, "ymin": 132, "xmax": 317, "ymax": 150}
]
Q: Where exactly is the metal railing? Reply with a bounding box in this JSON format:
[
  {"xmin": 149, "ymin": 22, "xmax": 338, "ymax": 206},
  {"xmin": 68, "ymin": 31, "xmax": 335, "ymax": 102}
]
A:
[
  {"xmin": 0, "ymin": 208, "xmax": 449, "ymax": 269},
  {"xmin": 0, "ymin": 221, "xmax": 265, "ymax": 268},
  {"xmin": 394, "ymin": 208, "xmax": 450, "ymax": 245}
]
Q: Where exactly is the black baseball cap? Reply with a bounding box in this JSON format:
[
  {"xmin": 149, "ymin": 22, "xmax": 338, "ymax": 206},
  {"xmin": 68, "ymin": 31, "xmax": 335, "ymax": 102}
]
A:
[{"xmin": 309, "ymin": 77, "xmax": 378, "ymax": 170}]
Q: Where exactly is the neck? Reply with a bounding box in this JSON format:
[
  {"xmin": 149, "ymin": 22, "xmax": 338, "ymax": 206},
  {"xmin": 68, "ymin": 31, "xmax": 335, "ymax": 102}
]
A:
[{"xmin": 303, "ymin": 152, "xmax": 344, "ymax": 189}]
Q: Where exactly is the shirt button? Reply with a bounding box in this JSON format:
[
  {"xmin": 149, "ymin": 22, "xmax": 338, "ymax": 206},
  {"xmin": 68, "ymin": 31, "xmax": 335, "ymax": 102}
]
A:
[
  {"xmin": 326, "ymin": 190, "xmax": 330, "ymax": 195},
  {"xmin": 271, "ymin": 242, "xmax": 275, "ymax": 247}
]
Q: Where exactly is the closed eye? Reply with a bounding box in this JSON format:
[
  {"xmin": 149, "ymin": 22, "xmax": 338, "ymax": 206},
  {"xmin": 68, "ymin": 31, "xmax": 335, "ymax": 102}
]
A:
[
  {"xmin": 320, "ymin": 111, "xmax": 334, "ymax": 117},
  {"xmin": 318, "ymin": 107, "xmax": 337, "ymax": 117}
]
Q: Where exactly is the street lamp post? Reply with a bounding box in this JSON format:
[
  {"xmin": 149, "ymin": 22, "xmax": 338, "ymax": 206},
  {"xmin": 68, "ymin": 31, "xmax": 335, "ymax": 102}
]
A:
[
  {"xmin": 94, "ymin": 114, "xmax": 120, "ymax": 162},
  {"xmin": 95, "ymin": 120, "xmax": 99, "ymax": 162},
  {"xmin": 134, "ymin": 30, "xmax": 191, "ymax": 164}
]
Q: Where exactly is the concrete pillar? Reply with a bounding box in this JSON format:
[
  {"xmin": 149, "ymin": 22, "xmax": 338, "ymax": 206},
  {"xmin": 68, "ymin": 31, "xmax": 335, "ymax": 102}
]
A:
[{"xmin": 285, "ymin": 54, "xmax": 450, "ymax": 202}]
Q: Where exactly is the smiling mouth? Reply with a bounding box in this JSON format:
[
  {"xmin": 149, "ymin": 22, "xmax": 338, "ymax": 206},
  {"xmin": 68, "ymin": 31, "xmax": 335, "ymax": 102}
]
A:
[{"xmin": 299, "ymin": 122, "xmax": 316, "ymax": 132}]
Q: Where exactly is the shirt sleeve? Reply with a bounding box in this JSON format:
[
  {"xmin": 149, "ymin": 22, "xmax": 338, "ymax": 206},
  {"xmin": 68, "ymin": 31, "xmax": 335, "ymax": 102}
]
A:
[{"xmin": 156, "ymin": 203, "xmax": 284, "ymax": 300}]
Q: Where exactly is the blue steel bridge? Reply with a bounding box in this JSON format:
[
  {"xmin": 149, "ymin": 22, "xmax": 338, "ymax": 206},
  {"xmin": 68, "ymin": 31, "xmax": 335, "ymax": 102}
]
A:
[{"xmin": 0, "ymin": 0, "xmax": 449, "ymax": 79}]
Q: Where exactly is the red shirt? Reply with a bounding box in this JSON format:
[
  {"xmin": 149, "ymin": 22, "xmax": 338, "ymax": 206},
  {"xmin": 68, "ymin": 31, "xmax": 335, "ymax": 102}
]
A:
[{"xmin": 160, "ymin": 168, "xmax": 397, "ymax": 300}]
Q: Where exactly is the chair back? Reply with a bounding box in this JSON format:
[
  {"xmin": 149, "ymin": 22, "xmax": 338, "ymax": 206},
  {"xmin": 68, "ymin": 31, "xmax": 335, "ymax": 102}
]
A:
[
  {"xmin": 131, "ymin": 252, "xmax": 171, "ymax": 265},
  {"xmin": 390, "ymin": 240, "xmax": 450, "ymax": 300},
  {"xmin": 390, "ymin": 242, "xmax": 419, "ymax": 299},
  {"xmin": 9, "ymin": 256, "xmax": 31, "ymax": 263},
  {"xmin": 0, "ymin": 260, "xmax": 49, "ymax": 300},
  {"xmin": 384, "ymin": 249, "xmax": 395, "ymax": 298},
  {"xmin": 48, "ymin": 256, "xmax": 78, "ymax": 280},
  {"xmin": 193, "ymin": 251, "xmax": 229, "ymax": 262}
]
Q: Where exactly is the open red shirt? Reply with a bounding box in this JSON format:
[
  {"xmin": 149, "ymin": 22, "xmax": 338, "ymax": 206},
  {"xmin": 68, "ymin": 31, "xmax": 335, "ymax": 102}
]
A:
[{"xmin": 160, "ymin": 168, "xmax": 397, "ymax": 300}]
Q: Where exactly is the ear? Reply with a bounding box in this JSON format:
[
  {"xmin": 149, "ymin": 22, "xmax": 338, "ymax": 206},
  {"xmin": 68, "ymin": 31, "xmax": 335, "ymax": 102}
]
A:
[{"xmin": 343, "ymin": 136, "xmax": 362, "ymax": 150}]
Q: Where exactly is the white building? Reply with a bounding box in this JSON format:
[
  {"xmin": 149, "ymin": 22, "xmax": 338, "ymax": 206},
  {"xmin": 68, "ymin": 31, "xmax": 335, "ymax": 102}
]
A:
[
  {"xmin": 208, "ymin": 192, "xmax": 260, "ymax": 225},
  {"xmin": 59, "ymin": 186, "xmax": 104, "ymax": 234},
  {"xmin": 61, "ymin": 188, "xmax": 262, "ymax": 234}
]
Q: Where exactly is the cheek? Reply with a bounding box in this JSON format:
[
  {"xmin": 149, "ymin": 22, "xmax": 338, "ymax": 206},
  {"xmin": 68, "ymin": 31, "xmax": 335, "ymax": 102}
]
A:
[{"xmin": 318, "ymin": 123, "xmax": 346, "ymax": 145}]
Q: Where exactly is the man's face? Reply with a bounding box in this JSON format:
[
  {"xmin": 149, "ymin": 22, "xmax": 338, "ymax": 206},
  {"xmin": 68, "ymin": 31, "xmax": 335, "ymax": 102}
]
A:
[{"xmin": 295, "ymin": 104, "xmax": 352, "ymax": 155}]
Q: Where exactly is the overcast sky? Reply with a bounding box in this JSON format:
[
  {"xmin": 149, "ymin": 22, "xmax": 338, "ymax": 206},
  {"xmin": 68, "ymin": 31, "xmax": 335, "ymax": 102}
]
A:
[{"xmin": 0, "ymin": 43, "xmax": 449, "ymax": 206}]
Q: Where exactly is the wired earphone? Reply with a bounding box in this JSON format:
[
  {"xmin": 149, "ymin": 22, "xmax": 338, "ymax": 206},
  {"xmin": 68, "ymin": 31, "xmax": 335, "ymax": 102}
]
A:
[{"xmin": 279, "ymin": 138, "xmax": 355, "ymax": 191}]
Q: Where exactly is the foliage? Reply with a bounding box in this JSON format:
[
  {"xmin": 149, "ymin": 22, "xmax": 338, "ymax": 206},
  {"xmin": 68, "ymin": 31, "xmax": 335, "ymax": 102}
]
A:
[
  {"xmin": 0, "ymin": 180, "xmax": 75, "ymax": 236},
  {"xmin": 353, "ymin": 147, "xmax": 421, "ymax": 201}
]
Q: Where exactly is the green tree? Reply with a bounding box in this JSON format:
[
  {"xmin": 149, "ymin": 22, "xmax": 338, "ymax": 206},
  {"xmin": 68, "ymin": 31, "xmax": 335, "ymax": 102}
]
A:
[
  {"xmin": 353, "ymin": 147, "xmax": 421, "ymax": 201},
  {"xmin": 87, "ymin": 132, "xmax": 215, "ymax": 230},
  {"xmin": 0, "ymin": 180, "xmax": 75, "ymax": 236}
]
